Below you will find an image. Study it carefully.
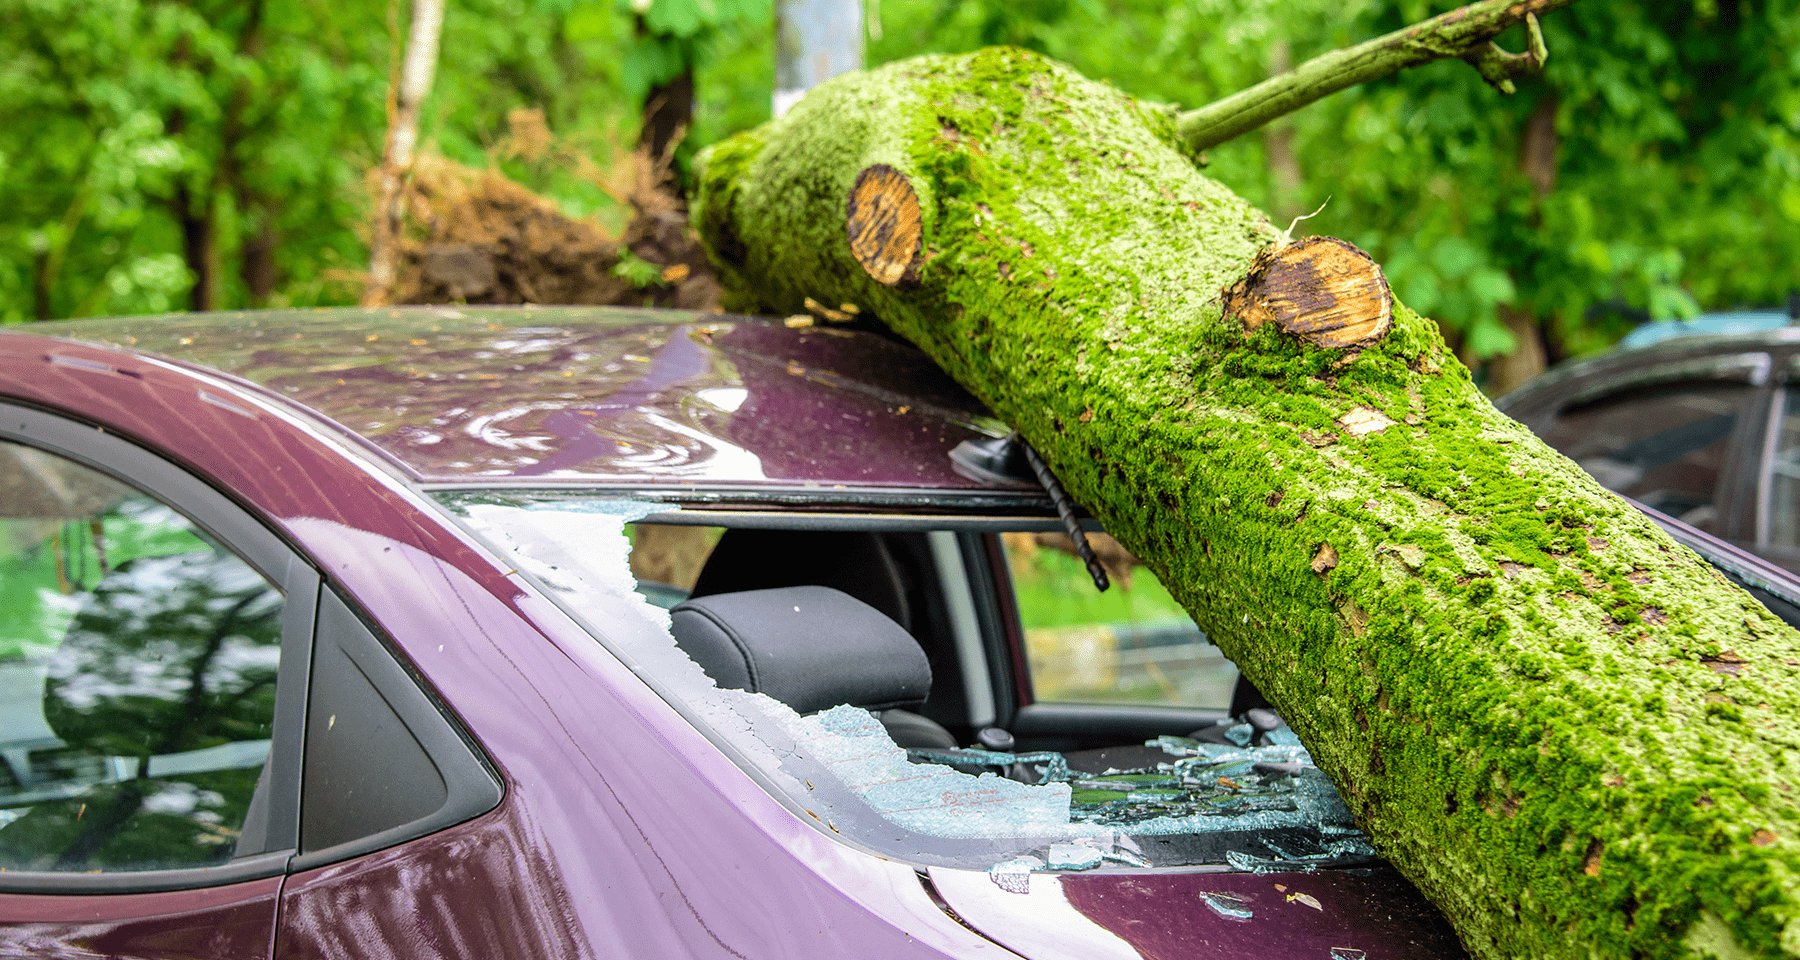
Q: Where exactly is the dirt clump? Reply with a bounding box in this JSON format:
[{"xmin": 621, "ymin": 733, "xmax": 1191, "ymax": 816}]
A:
[{"xmin": 386, "ymin": 114, "xmax": 720, "ymax": 311}]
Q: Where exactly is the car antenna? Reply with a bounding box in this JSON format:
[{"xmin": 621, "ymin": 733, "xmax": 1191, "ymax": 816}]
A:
[
  {"xmin": 1019, "ymin": 440, "xmax": 1111, "ymax": 593},
  {"xmin": 948, "ymin": 433, "xmax": 1110, "ymax": 592}
]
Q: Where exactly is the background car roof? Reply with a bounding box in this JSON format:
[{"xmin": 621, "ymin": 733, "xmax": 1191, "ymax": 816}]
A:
[
  {"xmin": 1617, "ymin": 309, "xmax": 1796, "ymax": 349},
  {"xmin": 1494, "ymin": 324, "xmax": 1800, "ymax": 422},
  {"xmin": 32, "ymin": 307, "xmax": 1027, "ymax": 499}
]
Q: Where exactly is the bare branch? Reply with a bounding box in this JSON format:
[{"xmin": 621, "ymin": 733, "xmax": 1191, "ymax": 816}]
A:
[{"xmin": 1177, "ymin": 0, "xmax": 1575, "ymax": 155}]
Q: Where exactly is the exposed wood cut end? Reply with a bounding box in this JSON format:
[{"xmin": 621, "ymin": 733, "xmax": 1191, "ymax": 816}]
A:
[
  {"xmin": 1223, "ymin": 236, "xmax": 1393, "ymax": 349},
  {"xmin": 846, "ymin": 164, "xmax": 923, "ymax": 286}
]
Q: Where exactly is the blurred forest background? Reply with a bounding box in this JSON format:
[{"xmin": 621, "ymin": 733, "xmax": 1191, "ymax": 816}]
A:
[{"xmin": 2, "ymin": 0, "xmax": 1796, "ymax": 390}]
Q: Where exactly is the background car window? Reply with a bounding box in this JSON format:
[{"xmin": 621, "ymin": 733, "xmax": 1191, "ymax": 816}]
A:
[
  {"xmin": 1001, "ymin": 533, "xmax": 1236, "ymax": 710},
  {"xmin": 1538, "ymin": 380, "xmax": 1750, "ymax": 532},
  {"xmin": 0, "ymin": 441, "xmax": 283, "ymax": 873},
  {"xmin": 1759, "ymin": 387, "xmax": 1800, "ymax": 571}
]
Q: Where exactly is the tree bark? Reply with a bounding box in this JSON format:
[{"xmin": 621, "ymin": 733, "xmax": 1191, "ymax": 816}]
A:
[
  {"xmin": 364, "ymin": 0, "xmax": 445, "ymax": 306},
  {"xmin": 165, "ymin": 87, "xmax": 217, "ymax": 313},
  {"xmin": 691, "ymin": 48, "xmax": 1800, "ymax": 959}
]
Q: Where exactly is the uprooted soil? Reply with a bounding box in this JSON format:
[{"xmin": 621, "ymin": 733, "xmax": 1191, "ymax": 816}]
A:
[{"xmin": 384, "ymin": 133, "xmax": 720, "ymax": 311}]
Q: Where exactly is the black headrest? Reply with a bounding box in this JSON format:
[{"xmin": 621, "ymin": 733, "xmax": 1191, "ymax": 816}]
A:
[
  {"xmin": 670, "ymin": 586, "xmax": 931, "ymax": 713},
  {"xmin": 688, "ymin": 530, "xmax": 913, "ymax": 631}
]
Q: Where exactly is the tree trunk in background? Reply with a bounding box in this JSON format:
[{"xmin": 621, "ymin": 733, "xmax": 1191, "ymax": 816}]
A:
[
  {"xmin": 165, "ymin": 83, "xmax": 216, "ymax": 314},
  {"xmin": 691, "ymin": 48, "xmax": 1800, "ymax": 959},
  {"xmin": 227, "ymin": 0, "xmax": 280, "ymax": 307},
  {"xmin": 1486, "ymin": 94, "xmax": 1560, "ymax": 395},
  {"xmin": 174, "ymin": 179, "xmax": 216, "ymax": 313},
  {"xmin": 639, "ymin": 66, "xmax": 695, "ymax": 162},
  {"xmin": 364, "ymin": 0, "xmax": 445, "ymax": 306},
  {"xmin": 31, "ymin": 251, "xmax": 51, "ymax": 321},
  {"xmin": 1262, "ymin": 41, "xmax": 1305, "ymax": 221},
  {"xmin": 239, "ymin": 219, "xmax": 279, "ymax": 304},
  {"xmin": 1485, "ymin": 305, "xmax": 1549, "ymax": 395}
]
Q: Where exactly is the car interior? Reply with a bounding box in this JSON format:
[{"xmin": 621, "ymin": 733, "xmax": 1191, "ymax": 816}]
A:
[{"xmin": 629, "ymin": 521, "xmax": 1267, "ymax": 780}]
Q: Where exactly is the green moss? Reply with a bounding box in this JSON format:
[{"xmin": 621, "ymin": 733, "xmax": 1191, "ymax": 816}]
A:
[{"xmin": 692, "ymin": 47, "xmax": 1800, "ymax": 960}]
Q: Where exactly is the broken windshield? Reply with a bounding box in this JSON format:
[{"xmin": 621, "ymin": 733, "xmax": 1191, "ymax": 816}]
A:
[{"xmin": 435, "ymin": 492, "xmax": 1377, "ymax": 880}]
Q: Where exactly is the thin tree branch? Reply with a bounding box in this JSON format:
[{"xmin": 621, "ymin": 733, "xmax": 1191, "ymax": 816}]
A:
[{"xmin": 1177, "ymin": 0, "xmax": 1575, "ymax": 155}]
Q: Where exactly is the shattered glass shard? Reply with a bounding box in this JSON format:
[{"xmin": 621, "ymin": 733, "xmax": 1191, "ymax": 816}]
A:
[
  {"xmin": 1266, "ymin": 727, "xmax": 1303, "ymax": 747},
  {"xmin": 1226, "ymin": 849, "xmax": 1318, "ymax": 874},
  {"xmin": 1045, "ymin": 841, "xmax": 1104, "ymax": 871},
  {"xmin": 1197, "ymin": 890, "xmax": 1255, "ymax": 922},
  {"xmin": 905, "ymin": 746, "xmax": 1072, "ymax": 785},
  {"xmin": 988, "ymin": 855, "xmax": 1044, "ymax": 894},
  {"xmin": 1101, "ymin": 845, "xmax": 1152, "ymax": 868},
  {"xmin": 1329, "ymin": 949, "xmax": 1367, "ymax": 960},
  {"xmin": 799, "ymin": 706, "xmax": 1077, "ymax": 839},
  {"xmin": 1151, "ymin": 734, "xmax": 1203, "ymax": 756},
  {"xmin": 1223, "ymin": 722, "xmax": 1255, "ymax": 747}
]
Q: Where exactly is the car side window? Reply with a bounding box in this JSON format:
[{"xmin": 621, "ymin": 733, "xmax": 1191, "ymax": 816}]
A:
[
  {"xmin": 1000, "ymin": 533, "xmax": 1237, "ymax": 710},
  {"xmin": 1539, "ymin": 380, "xmax": 1751, "ymax": 533},
  {"xmin": 0, "ymin": 440, "xmax": 284, "ymax": 874}
]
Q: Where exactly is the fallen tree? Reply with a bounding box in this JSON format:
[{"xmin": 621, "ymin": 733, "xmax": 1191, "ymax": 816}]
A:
[{"xmin": 689, "ymin": 17, "xmax": 1800, "ymax": 960}]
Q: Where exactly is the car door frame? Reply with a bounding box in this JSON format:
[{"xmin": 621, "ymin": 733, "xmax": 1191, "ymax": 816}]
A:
[{"xmin": 0, "ymin": 401, "xmax": 317, "ymax": 895}]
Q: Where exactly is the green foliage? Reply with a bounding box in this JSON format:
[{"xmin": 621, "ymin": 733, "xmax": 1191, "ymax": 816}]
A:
[
  {"xmin": 1303, "ymin": 1, "xmax": 1800, "ymax": 361},
  {"xmin": 0, "ymin": 0, "xmax": 388, "ymax": 321},
  {"xmin": 0, "ymin": 0, "xmax": 768, "ymax": 321},
  {"xmin": 623, "ymin": 0, "xmax": 769, "ymax": 96},
  {"xmin": 3, "ymin": 0, "xmax": 1794, "ymax": 371},
  {"xmin": 610, "ymin": 249, "xmax": 667, "ymax": 287},
  {"xmin": 620, "ymin": 0, "xmax": 770, "ymax": 168}
]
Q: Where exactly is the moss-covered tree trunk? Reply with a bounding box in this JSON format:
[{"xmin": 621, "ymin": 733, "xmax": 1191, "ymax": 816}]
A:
[{"xmin": 691, "ymin": 48, "xmax": 1800, "ymax": 959}]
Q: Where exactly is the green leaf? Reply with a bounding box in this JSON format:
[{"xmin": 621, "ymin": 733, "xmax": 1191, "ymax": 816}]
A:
[{"xmin": 1463, "ymin": 316, "xmax": 1518, "ymax": 359}]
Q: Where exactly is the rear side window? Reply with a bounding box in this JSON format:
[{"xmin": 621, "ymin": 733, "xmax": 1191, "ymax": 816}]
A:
[
  {"xmin": 1000, "ymin": 533, "xmax": 1237, "ymax": 710},
  {"xmin": 1539, "ymin": 380, "xmax": 1751, "ymax": 532},
  {"xmin": 296, "ymin": 588, "xmax": 500, "ymax": 866},
  {"xmin": 0, "ymin": 441, "xmax": 283, "ymax": 873}
]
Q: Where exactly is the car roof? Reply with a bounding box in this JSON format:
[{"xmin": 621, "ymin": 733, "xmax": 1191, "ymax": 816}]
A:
[{"xmin": 30, "ymin": 307, "xmax": 1031, "ymax": 502}]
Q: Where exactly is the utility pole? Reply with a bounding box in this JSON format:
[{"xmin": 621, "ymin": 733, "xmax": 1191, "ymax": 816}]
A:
[{"xmin": 773, "ymin": 0, "xmax": 863, "ymax": 118}]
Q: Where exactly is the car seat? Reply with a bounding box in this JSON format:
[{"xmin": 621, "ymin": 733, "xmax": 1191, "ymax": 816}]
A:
[
  {"xmin": 669, "ymin": 586, "xmax": 957, "ymax": 749},
  {"xmin": 688, "ymin": 529, "xmax": 913, "ymax": 631}
]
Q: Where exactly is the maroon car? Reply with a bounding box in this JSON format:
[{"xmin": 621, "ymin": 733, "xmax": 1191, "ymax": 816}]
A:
[{"xmin": 3, "ymin": 308, "xmax": 1793, "ymax": 959}]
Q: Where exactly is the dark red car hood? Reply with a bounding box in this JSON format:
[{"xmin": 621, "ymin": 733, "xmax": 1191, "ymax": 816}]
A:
[{"xmin": 927, "ymin": 863, "xmax": 1465, "ymax": 959}]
